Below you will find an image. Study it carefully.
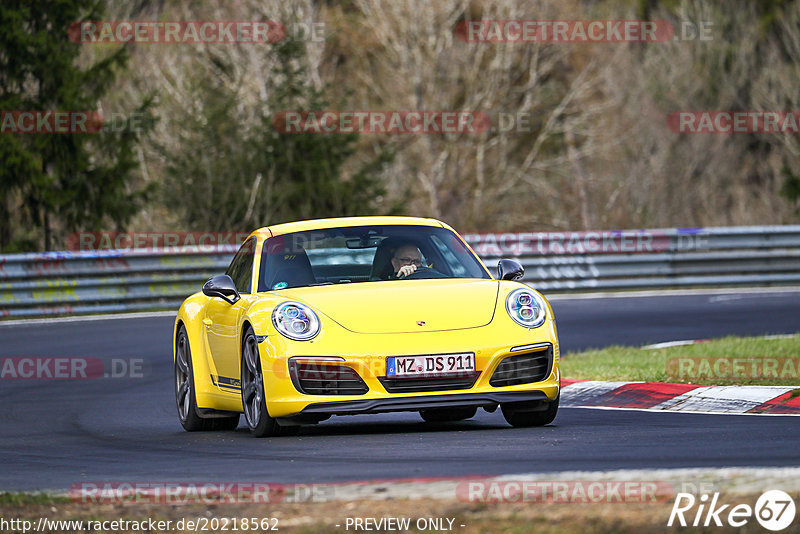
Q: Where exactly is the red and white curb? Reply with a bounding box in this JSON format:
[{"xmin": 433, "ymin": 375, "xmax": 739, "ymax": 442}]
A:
[
  {"xmin": 641, "ymin": 334, "xmax": 796, "ymax": 350},
  {"xmin": 561, "ymin": 379, "xmax": 800, "ymax": 415}
]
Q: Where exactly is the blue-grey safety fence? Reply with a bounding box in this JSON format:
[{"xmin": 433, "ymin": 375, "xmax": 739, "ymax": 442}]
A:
[{"xmin": 1, "ymin": 226, "xmax": 799, "ymax": 318}]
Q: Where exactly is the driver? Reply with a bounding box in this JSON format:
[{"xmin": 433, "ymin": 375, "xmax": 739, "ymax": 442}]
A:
[{"xmin": 391, "ymin": 244, "xmax": 425, "ymax": 278}]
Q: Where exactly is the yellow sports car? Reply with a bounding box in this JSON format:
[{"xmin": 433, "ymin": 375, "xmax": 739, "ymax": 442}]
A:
[{"xmin": 173, "ymin": 216, "xmax": 560, "ymax": 436}]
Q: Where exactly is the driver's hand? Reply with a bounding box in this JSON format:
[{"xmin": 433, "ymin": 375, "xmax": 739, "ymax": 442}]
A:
[{"xmin": 397, "ymin": 264, "xmax": 418, "ymax": 278}]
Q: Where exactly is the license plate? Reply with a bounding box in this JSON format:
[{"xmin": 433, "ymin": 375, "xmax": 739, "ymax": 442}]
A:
[{"xmin": 386, "ymin": 353, "xmax": 475, "ymax": 378}]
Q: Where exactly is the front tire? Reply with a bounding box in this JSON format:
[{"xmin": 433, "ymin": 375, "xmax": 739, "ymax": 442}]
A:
[
  {"xmin": 241, "ymin": 327, "xmax": 281, "ymax": 437},
  {"xmin": 501, "ymin": 394, "xmax": 559, "ymax": 427}
]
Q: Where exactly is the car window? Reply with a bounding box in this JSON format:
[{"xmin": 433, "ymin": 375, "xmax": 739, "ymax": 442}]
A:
[
  {"xmin": 258, "ymin": 225, "xmax": 490, "ymax": 291},
  {"xmin": 430, "ymin": 234, "xmax": 470, "ymax": 277},
  {"xmin": 226, "ymin": 237, "xmax": 255, "ymax": 293}
]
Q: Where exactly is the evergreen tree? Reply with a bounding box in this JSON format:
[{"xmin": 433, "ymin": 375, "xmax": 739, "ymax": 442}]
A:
[
  {"xmin": 162, "ymin": 37, "xmax": 392, "ymax": 232},
  {"xmin": 0, "ymin": 1, "xmax": 153, "ymax": 251}
]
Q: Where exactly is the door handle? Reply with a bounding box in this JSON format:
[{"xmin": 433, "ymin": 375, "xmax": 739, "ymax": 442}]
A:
[{"xmin": 202, "ymin": 318, "xmax": 212, "ymax": 326}]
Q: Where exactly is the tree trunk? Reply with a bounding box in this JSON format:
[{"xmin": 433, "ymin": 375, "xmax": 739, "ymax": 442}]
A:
[{"xmin": 44, "ymin": 210, "xmax": 51, "ymax": 252}]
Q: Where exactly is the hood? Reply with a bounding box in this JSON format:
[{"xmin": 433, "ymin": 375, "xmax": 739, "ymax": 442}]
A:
[{"xmin": 280, "ymin": 279, "xmax": 499, "ymax": 334}]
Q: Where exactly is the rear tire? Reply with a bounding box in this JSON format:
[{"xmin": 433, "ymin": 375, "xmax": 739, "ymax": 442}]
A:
[
  {"xmin": 175, "ymin": 326, "xmax": 205, "ymax": 431},
  {"xmin": 175, "ymin": 326, "xmax": 239, "ymax": 431},
  {"xmin": 501, "ymin": 394, "xmax": 559, "ymax": 427},
  {"xmin": 420, "ymin": 406, "xmax": 477, "ymax": 423}
]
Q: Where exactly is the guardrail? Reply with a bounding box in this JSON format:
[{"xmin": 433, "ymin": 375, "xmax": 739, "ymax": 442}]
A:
[
  {"xmin": 465, "ymin": 226, "xmax": 800, "ymax": 291},
  {"xmin": 1, "ymin": 226, "xmax": 799, "ymax": 318}
]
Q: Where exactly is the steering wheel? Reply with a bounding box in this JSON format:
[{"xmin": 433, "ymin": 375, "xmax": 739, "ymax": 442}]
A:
[{"xmin": 400, "ymin": 265, "xmax": 448, "ymax": 279}]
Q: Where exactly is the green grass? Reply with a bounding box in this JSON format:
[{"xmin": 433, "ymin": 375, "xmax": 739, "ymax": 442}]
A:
[
  {"xmin": 561, "ymin": 334, "xmax": 800, "ymax": 385},
  {"xmin": 0, "ymin": 492, "xmax": 69, "ymax": 506}
]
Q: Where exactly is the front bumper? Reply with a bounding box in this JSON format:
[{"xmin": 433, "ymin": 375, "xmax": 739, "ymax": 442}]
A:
[
  {"xmin": 258, "ymin": 333, "xmax": 560, "ymax": 418},
  {"xmin": 297, "ymin": 390, "xmax": 552, "ymax": 416}
]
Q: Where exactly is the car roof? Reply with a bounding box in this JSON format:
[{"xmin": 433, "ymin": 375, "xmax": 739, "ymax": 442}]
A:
[{"xmin": 256, "ymin": 216, "xmax": 449, "ymax": 238}]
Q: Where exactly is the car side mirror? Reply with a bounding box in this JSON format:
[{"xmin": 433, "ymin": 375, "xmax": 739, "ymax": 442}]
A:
[
  {"xmin": 497, "ymin": 259, "xmax": 524, "ymax": 281},
  {"xmin": 202, "ymin": 274, "xmax": 240, "ymax": 304}
]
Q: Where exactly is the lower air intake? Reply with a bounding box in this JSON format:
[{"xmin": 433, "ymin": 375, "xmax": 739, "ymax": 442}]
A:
[
  {"xmin": 289, "ymin": 361, "xmax": 368, "ymax": 395},
  {"xmin": 489, "ymin": 347, "xmax": 552, "ymax": 387}
]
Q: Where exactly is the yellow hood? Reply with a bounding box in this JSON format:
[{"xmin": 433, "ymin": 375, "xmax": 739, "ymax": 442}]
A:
[{"xmin": 281, "ymin": 279, "xmax": 499, "ymax": 334}]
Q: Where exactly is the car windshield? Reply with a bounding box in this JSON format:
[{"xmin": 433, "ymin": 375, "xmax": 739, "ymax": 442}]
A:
[{"xmin": 257, "ymin": 224, "xmax": 490, "ymax": 291}]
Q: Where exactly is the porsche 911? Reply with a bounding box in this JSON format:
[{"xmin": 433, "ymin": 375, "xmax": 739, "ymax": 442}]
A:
[{"xmin": 173, "ymin": 216, "xmax": 560, "ymax": 436}]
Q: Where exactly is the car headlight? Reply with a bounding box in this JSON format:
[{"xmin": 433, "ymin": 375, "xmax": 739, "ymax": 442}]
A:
[
  {"xmin": 505, "ymin": 288, "xmax": 547, "ymax": 328},
  {"xmin": 272, "ymin": 301, "xmax": 320, "ymax": 341}
]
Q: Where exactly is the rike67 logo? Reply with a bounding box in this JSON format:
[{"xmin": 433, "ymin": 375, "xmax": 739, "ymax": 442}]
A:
[{"xmin": 668, "ymin": 490, "xmax": 796, "ymax": 531}]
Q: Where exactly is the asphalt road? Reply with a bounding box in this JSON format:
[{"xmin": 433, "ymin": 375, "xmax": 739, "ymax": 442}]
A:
[{"xmin": 0, "ymin": 290, "xmax": 798, "ymax": 491}]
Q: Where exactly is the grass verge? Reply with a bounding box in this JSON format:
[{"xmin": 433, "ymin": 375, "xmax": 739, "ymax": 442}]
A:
[
  {"xmin": 2, "ymin": 493, "xmax": 797, "ymax": 533},
  {"xmin": 0, "ymin": 493, "xmax": 70, "ymax": 506},
  {"xmin": 561, "ymin": 334, "xmax": 800, "ymax": 385}
]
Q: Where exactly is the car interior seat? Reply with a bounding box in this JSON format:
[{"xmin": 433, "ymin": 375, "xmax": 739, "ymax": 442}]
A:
[
  {"xmin": 370, "ymin": 237, "xmax": 406, "ymax": 281},
  {"xmin": 262, "ymin": 243, "xmax": 316, "ymax": 290}
]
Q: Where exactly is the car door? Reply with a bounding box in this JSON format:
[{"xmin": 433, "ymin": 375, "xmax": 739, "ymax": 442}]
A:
[{"xmin": 204, "ymin": 237, "xmax": 255, "ymax": 389}]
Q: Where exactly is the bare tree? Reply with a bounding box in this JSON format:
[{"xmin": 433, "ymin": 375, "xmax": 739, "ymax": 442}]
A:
[{"xmin": 98, "ymin": 0, "xmax": 800, "ymax": 234}]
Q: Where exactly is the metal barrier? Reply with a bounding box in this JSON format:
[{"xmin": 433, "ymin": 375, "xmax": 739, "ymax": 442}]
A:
[
  {"xmin": 1, "ymin": 226, "xmax": 799, "ymax": 318},
  {"xmin": 465, "ymin": 226, "xmax": 800, "ymax": 291}
]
